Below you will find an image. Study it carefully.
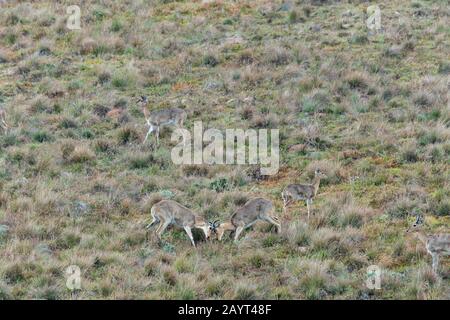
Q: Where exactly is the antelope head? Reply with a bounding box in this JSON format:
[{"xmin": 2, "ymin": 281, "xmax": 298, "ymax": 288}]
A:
[
  {"xmin": 212, "ymin": 220, "xmax": 233, "ymax": 241},
  {"xmin": 208, "ymin": 220, "xmax": 220, "ymax": 232},
  {"xmin": 406, "ymin": 213, "xmax": 425, "ymax": 233},
  {"xmin": 137, "ymin": 96, "xmax": 151, "ymax": 124},
  {"xmin": 137, "ymin": 95, "xmax": 148, "ymax": 106},
  {"xmin": 314, "ymin": 168, "xmax": 326, "ymax": 178}
]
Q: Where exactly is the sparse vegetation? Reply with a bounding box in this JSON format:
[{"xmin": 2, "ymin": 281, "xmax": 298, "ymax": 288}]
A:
[{"xmin": 0, "ymin": 0, "xmax": 448, "ymax": 300}]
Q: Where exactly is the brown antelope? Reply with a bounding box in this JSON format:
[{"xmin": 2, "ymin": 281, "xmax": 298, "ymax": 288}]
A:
[
  {"xmin": 146, "ymin": 200, "xmax": 211, "ymax": 247},
  {"xmin": 212, "ymin": 198, "xmax": 281, "ymax": 243},
  {"xmin": 407, "ymin": 214, "xmax": 450, "ymax": 275},
  {"xmin": 0, "ymin": 108, "xmax": 9, "ymax": 133},
  {"xmin": 281, "ymin": 169, "xmax": 326, "ymax": 219},
  {"xmin": 137, "ymin": 96, "xmax": 187, "ymax": 145}
]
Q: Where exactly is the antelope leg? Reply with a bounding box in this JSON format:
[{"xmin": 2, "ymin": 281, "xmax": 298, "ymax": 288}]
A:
[
  {"xmin": 184, "ymin": 226, "xmax": 196, "ymax": 247},
  {"xmin": 144, "ymin": 126, "xmax": 154, "ymax": 143},
  {"xmin": 432, "ymin": 254, "xmax": 439, "ymax": 274},
  {"xmin": 154, "ymin": 222, "xmax": 163, "ymax": 237},
  {"xmin": 155, "ymin": 127, "xmax": 160, "ymax": 145},
  {"xmin": 265, "ymin": 216, "xmax": 281, "ymax": 233},
  {"xmin": 146, "ymin": 217, "xmax": 159, "ymax": 229},
  {"xmin": 234, "ymin": 226, "xmax": 244, "ymax": 243},
  {"xmin": 306, "ymin": 199, "xmax": 311, "ymax": 220},
  {"xmin": 157, "ymin": 220, "xmax": 171, "ymax": 239}
]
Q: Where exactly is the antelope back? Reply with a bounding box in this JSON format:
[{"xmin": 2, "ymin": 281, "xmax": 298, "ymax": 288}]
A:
[
  {"xmin": 153, "ymin": 200, "xmax": 196, "ymax": 226},
  {"xmin": 427, "ymin": 234, "xmax": 450, "ymax": 254},
  {"xmin": 232, "ymin": 198, "xmax": 274, "ymax": 226},
  {"xmin": 285, "ymin": 184, "xmax": 314, "ymax": 199},
  {"xmin": 150, "ymin": 108, "xmax": 185, "ymax": 125}
]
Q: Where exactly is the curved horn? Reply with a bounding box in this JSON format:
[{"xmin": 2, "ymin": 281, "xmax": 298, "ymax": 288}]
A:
[{"xmin": 416, "ymin": 214, "xmax": 424, "ymax": 224}]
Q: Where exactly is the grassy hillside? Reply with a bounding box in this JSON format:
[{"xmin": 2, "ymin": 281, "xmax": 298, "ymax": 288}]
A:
[{"xmin": 0, "ymin": 0, "xmax": 449, "ymax": 299}]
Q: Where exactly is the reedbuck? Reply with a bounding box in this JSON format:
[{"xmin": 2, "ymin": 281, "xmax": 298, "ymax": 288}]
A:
[
  {"xmin": 146, "ymin": 200, "xmax": 211, "ymax": 247},
  {"xmin": 212, "ymin": 198, "xmax": 281, "ymax": 243},
  {"xmin": 0, "ymin": 108, "xmax": 9, "ymax": 133},
  {"xmin": 137, "ymin": 96, "xmax": 187, "ymax": 145},
  {"xmin": 407, "ymin": 214, "xmax": 450, "ymax": 275},
  {"xmin": 281, "ymin": 169, "xmax": 326, "ymax": 219}
]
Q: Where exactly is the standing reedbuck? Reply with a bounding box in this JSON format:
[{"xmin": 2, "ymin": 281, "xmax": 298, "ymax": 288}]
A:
[
  {"xmin": 212, "ymin": 198, "xmax": 281, "ymax": 243},
  {"xmin": 281, "ymin": 169, "xmax": 326, "ymax": 219},
  {"xmin": 146, "ymin": 200, "xmax": 212, "ymax": 247},
  {"xmin": 137, "ymin": 96, "xmax": 187, "ymax": 145},
  {"xmin": 406, "ymin": 214, "xmax": 450, "ymax": 275},
  {"xmin": 0, "ymin": 108, "xmax": 9, "ymax": 133}
]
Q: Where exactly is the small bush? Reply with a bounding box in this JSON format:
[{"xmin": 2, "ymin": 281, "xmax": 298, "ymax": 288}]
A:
[
  {"xmin": 0, "ymin": 282, "xmax": 12, "ymax": 300},
  {"xmin": 97, "ymin": 69, "xmax": 111, "ymax": 84},
  {"xmin": 238, "ymin": 105, "xmax": 255, "ymax": 120},
  {"xmin": 162, "ymin": 267, "xmax": 178, "ymax": 286},
  {"xmin": 55, "ymin": 233, "xmax": 81, "ymax": 249},
  {"xmin": 144, "ymin": 260, "xmax": 158, "ymax": 277},
  {"xmin": 400, "ymin": 146, "xmax": 418, "ymax": 163},
  {"xmin": 129, "ymin": 153, "xmax": 153, "ymax": 169},
  {"xmin": 288, "ymin": 10, "xmax": 304, "ymax": 24},
  {"xmin": 414, "ymin": 92, "xmax": 435, "ymax": 108},
  {"xmin": 209, "ymin": 178, "xmax": 230, "ymax": 193},
  {"xmin": 80, "ymin": 37, "xmax": 98, "ymax": 55},
  {"xmin": 265, "ymin": 46, "xmax": 291, "ymax": 66},
  {"xmin": 69, "ymin": 145, "xmax": 95, "ymax": 163},
  {"xmin": 117, "ymin": 126, "xmax": 140, "ymax": 144},
  {"xmin": 110, "ymin": 19, "xmax": 122, "ymax": 32},
  {"xmin": 418, "ymin": 132, "xmax": 438, "ymax": 146},
  {"xmin": 386, "ymin": 197, "xmax": 418, "ymax": 218},
  {"xmin": 345, "ymin": 71, "xmax": 369, "ymax": 90},
  {"xmin": 429, "ymin": 200, "xmax": 450, "ymax": 217},
  {"xmin": 203, "ymin": 54, "xmax": 219, "ymax": 67},
  {"xmin": 182, "ymin": 165, "xmax": 209, "ymax": 177},
  {"xmin": 4, "ymin": 264, "xmax": 25, "ymax": 284},
  {"xmin": 112, "ymin": 75, "xmax": 129, "ymax": 89},
  {"xmin": 233, "ymin": 282, "xmax": 258, "ymax": 299},
  {"xmin": 32, "ymin": 131, "xmax": 52, "ymax": 143},
  {"xmin": 59, "ymin": 118, "xmax": 78, "ymax": 129},
  {"xmin": 61, "ymin": 142, "xmax": 75, "ymax": 161},
  {"xmin": 349, "ymin": 33, "xmax": 368, "ymax": 44},
  {"xmin": 437, "ymin": 61, "xmax": 450, "ymax": 74}
]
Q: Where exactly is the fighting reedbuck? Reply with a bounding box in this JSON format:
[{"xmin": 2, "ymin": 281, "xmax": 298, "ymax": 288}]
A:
[
  {"xmin": 0, "ymin": 108, "xmax": 9, "ymax": 133},
  {"xmin": 281, "ymin": 169, "xmax": 326, "ymax": 219},
  {"xmin": 146, "ymin": 200, "xmax": 212, "ymax": 247},
  {"xmin": 137, "ymin": 96, "xmax": 187, "ymax": 145},
  {"xmin": 407, "ymin": 214, "xmax": 450, "ymax": 275},
  {"xmin": 212, "ymin": 198, "xmax": 281, "ymax": 243}
]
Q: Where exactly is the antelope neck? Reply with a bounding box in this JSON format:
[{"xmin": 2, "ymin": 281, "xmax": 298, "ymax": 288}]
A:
[
  {"xmin": 313, "ymin": 176, "xmax": 321, "ymax": 195},
  {"xmin": 415, "ymin": 231, "xmax": 428, "ymax": 245},
  {"xmin": 194, "ymin": 215, "xmax": 206, "ymax": 226}
]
